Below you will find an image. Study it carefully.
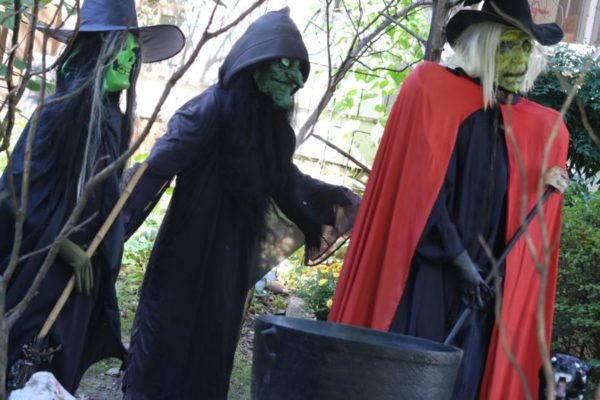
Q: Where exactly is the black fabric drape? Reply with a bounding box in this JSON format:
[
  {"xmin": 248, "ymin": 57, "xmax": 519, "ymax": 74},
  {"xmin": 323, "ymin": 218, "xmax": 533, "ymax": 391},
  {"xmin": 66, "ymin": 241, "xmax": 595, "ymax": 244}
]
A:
[
  {"xmin": 390, "ymin": 106, "xmax": 509, "ymax": 400},
  {"xmin": 0, "ymin": 99, "xmax": 126, "ymax": 392},
  {"xmin": 121, "ymin": 86, "xmax": 359, "ymax": 399}
]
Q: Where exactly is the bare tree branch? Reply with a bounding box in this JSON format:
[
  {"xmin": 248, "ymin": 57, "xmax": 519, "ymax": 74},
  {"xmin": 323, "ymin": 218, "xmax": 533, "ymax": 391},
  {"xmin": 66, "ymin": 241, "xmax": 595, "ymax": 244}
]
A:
[
  {"xmin": 326, "ymin": 0, "xmax": 333, "ymax": 85},
  {"xmin": 1, "ymin": 0, "xmax": 79, "ymax": 147},
  {"xmin": 378, "ymin": 11, "xmax": 426, "ymax": 45},
  {"xmin": 479, "ymin": 235, "xmax": 532, "ymax": 400},
  {"xmin": 17, "ymin": 213, "xmax": 98, "ymax": 263},
  {"xmin": 529, "ymin": 58, "xmax": 593, "ymax": 400},
  {"xmin": 341, "ymin": 0, "xmax": 360, "ymax": 37},
  {"xmin": 575, "ymin": 96, "xmax": 600, "ymax": 148},
  {"xmin": 424, "ymin": 0, "xmax": 453, "ymax": 62},
  {"xmin": 353, "ymin": 57, "xmax": 416, "ymax": 74},
  {"xmin": 297, "ymin": 0, "xmax": 431, "ymax": 145},
  {"xmin": 312, "ymin": 133, "xmax": 371, "ymax": 173},
  {"xmin": 1, "ymin": 0, "xmax": 44, "ymax": 293},
  {"xmin": 503, "ymin": 101, "xmax": 541, "ymax": 400},
  {"xmin": 1, "ymin": 0, "xmax": 25, "ymax": 152}
]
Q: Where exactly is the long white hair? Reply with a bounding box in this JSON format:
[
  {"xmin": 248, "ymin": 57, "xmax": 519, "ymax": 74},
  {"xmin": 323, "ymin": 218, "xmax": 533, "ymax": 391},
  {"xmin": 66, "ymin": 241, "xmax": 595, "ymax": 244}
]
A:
[{"xmin": 445, "ymin": 21, "xmax": 547, "ymax": 108}]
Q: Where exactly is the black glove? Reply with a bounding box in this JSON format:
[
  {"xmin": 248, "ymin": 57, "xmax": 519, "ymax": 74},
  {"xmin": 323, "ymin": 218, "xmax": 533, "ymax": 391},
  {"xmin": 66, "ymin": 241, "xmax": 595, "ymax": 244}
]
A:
[
  {"xmin": 58, "ymin": 239, "xmax": 93, "ymax": 296},
  {"xmin": 453, "ymin": 250, "xmax": 490, "ymax": 309}
]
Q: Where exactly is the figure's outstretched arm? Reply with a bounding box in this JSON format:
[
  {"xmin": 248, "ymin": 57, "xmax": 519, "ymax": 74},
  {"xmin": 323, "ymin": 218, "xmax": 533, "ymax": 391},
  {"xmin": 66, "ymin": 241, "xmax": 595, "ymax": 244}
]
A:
[
  {"xmin": 122, "ymin": 91, "xmax": 220, "ymax": 238},
  {"xmin": 274, "ymin": 164, "xmax": 360, "ymax": 266}
]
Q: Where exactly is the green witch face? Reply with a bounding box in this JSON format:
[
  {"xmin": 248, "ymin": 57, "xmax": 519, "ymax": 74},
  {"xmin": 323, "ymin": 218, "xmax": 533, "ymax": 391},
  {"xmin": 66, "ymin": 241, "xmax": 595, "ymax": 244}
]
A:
[
  {"xmin": 495, "ymin": 27, "xmax": 533, "ymax": 92},
  {"xmin": 253, "ymin": 58, "xmax": 304, "ymax": 110},
  {"xmin": 104, "ymin": 33, "xmax": 139, "ymax": 93}
]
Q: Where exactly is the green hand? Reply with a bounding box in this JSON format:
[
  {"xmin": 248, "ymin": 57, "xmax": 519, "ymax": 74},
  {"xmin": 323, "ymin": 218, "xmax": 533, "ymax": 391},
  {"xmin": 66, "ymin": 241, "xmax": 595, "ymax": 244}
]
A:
[{"xmin": 58, "ymin": 239, "xmax": 93, "ymax": 296}]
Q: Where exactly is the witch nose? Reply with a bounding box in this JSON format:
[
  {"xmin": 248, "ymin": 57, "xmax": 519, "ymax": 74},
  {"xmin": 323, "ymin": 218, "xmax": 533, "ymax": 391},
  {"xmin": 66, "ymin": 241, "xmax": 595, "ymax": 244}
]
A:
[
  {"xmin": 513, "ymin": 50, "xmax": 528, "ymax": 63},
  {"xmin": 289, "ymin": 69, "xmax": 304, "ymax": 89}
]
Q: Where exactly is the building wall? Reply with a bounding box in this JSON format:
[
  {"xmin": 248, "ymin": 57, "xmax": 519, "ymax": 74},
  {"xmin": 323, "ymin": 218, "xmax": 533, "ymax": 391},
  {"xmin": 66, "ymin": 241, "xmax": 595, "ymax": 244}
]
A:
[{"xmin": 535, "ymin": 0, "xmax": 600, "ymax": 45}]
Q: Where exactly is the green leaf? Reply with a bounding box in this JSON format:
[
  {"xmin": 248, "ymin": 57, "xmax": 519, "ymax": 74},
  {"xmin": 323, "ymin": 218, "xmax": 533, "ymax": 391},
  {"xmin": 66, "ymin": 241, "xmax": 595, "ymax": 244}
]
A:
[
  {"xmin": 26, "ymin": 78, "xmax": 41, "ymax": 91},
  {"xmin": 0, "ymin": 65, "xmax": 7, "ymax": 77},
  {"xmin": 14, "ymin": 58, "xmax": 27, "ymax": 70},
  {"xmin": 0, "ymin": 10, "xmax": 15, "ymax": 29},
  {"xmin": 374, "ymin": 104, "xmax": 386, "ymax": 113}
]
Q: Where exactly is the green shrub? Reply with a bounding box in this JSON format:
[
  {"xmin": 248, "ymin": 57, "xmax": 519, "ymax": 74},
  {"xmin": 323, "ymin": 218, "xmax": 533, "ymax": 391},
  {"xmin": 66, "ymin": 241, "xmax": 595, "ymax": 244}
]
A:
[
  {"xmin": 584, "ymin": 359, "xmax": 600, "ymax": 399},
  {"xmin": 553, "ymin": 183, "xmax": 600, "ymax": 360},
  {"xmin": 528, "ymin": 45, "xmax": 600, "ymax": 183}
]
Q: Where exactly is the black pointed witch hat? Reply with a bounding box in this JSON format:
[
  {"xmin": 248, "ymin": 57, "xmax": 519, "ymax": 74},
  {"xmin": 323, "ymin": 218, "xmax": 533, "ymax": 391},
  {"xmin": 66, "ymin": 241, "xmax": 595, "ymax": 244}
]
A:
[
  {"xmin": 446, "ymin": 0, "xmax": 564, "ymax": 47},
  {"xmin": 41, "ymin": 0, "xmax": 185, "ymax": 63}
]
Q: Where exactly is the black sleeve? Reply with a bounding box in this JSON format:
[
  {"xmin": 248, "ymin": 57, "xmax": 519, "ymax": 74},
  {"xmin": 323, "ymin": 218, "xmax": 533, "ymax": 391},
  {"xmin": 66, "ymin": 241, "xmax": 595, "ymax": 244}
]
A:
[
  {"xmin": 122, "ymin": 90, "xmax": 220, "ymax": 238},
  {"xmin": 274, "ymin": 164, "xmax": 361, "ymax": 266},
  {"xmin": 414, "ymin": 151, "xmax": 465, "ymax": 264}
]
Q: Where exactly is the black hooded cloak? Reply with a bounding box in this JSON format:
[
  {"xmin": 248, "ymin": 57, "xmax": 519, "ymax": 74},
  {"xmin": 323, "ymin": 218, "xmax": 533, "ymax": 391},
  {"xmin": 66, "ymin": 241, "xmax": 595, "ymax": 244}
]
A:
[
  {"xmin": 121, "ymin": 8, "xmax": 359, "ymax": 399},
  {"xmin": 0, "ymin": 93, "xmax": 127, "ymax": 392}
]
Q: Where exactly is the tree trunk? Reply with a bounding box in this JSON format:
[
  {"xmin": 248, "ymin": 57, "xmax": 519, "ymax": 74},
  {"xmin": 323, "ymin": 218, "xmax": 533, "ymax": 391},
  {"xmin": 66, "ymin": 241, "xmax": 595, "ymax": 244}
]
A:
[{"xmin": 425, "ymin": 0, "xmax": 451, "ymax": 62}]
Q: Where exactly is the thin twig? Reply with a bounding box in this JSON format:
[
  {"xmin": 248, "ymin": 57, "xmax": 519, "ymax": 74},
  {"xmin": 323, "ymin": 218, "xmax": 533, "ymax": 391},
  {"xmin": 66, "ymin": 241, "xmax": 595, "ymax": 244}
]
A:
[
  {"xmin": 17, "ymin": 213, "xmax": 99, "ymax": 263},
  {"xmin": 502, "ymin": 101, "xmax": 534, "ymax": 400},
  {"xmin": 326, "ymin": 0, "xmax": 333, "ymax": 86},
  {"xmin": 533, "ymin": 57, "xmax": 592, "ymax": 400},
  {"xmin": 353, "ymin": 58, "xmax": 416, "ymax": 74},
  {"xmin": 479, "ymin": 236, "xmax": 532, "ymax": 400},
  {"xmin": 378, "ymin": 11, "xmax": 426, "ymax": 44},
  {"xmin": 312, "ymin": 133, "xmax": 371, "ymax": 173},
  {"xmin": 297, "ymin": 0, "xmax": 431, "ymax": 144},
  {"xmin": 1, "ymin": 0, "xmax": 43, "ymax": 292}
]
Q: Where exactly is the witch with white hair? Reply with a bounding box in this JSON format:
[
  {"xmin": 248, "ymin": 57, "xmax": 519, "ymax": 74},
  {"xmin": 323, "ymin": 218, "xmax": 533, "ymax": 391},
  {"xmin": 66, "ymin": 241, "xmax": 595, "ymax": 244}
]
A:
[
  {"xmin": 0, "ymin": 0, "xmax": 183, "ymax": 392},
  {"xmin": 330, "ymin": 1, "xmax": 569, "ymax": 398}
]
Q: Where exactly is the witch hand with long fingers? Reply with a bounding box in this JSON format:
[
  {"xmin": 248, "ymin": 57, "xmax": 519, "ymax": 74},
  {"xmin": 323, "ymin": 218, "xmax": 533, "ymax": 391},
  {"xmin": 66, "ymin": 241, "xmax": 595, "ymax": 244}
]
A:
[{"xmin": 0, "ymin": 0, "xmax": 183, "ymax": 392}]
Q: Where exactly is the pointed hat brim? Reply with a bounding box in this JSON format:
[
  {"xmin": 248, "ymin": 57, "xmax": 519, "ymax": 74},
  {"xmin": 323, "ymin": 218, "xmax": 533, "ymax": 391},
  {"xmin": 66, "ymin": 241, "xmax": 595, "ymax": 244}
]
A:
[
  {"xmin": 446, "ymin": 9, "xmax": 563, "ymax": 47},
  {"xmin": 42, "ymin": 24, "xmax": 185, "ymax": 63}
]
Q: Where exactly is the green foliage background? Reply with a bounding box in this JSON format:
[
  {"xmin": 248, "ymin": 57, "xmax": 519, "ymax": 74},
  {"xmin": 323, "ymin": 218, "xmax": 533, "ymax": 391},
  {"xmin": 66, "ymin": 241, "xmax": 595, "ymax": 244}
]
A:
[
  {"xmin": 553, "ymin": 183, "xmax": 600, "ymax": 359},
  {"xmin": 528, "ymin": 45, "xmax": 600, "ymax": 183}
]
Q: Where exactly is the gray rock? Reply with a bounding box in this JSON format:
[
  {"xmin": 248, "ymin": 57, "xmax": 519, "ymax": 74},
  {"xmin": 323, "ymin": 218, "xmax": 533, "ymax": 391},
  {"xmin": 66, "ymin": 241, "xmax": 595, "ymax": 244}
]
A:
[{"xmin": 285, "ymin": 296, "xmax": 314, "ymax": 319}]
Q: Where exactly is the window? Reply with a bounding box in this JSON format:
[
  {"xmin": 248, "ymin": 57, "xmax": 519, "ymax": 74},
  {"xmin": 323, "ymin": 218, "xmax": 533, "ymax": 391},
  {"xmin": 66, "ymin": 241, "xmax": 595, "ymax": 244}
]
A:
[
  {"xmin": 530, "ymin": 0, "xmax": 600, "ymax": 46},
  {"xmin": 592, "ymin": 2, "xmax": 600, "ymax": 45},
  {"xmin": 557, "ymin": 0, "xmax": 586, "ymax": 42}
]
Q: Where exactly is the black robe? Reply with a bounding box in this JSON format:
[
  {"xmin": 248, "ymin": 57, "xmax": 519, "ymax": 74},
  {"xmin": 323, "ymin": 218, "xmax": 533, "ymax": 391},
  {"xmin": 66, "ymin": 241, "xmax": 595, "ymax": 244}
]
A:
[
  {"xmin": 390, "ymin": 100, "xmax": 509, "ymax": 400},
  {"xmin": 0, "ymin": 97, "xmax": 126, "ymax": 392},
  {"xmin": 329, "ymin": 61, "xmax": 569, "ymax": 398},
  {"xmin": 122, "ymin": 9, "xmax": 359, "ymax": 399},
  {"xmin": 121, "ymin": 84, "xmax": 358, "ymax": 399}
]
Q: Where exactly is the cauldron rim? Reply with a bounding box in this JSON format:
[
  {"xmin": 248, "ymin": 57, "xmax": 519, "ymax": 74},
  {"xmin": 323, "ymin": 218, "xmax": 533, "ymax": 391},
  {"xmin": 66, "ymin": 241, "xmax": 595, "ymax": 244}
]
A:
[{"xmin": 256, "ymin": 315, "xmax": 462, "ymax": 360}]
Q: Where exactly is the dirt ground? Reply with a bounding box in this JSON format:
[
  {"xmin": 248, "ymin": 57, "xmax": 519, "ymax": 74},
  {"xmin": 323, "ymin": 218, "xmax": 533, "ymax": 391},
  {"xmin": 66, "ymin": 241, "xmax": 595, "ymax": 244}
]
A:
[{"xmin": 76, "ymin": 310, "xmax": 260, "ymax": 399}]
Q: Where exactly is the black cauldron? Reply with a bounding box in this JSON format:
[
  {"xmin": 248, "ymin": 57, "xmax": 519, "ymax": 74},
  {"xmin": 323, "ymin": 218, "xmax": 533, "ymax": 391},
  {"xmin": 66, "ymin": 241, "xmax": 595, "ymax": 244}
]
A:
[{"xmin": 252, "ymin": 316, "xmax": 463, "ymax": 400}]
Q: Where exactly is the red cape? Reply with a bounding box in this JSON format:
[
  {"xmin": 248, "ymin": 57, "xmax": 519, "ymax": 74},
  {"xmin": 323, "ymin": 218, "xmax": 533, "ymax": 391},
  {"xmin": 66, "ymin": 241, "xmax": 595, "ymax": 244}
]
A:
[{"xmin": 329, "ymin": 61, "xmax": 569, "ymax": 399}]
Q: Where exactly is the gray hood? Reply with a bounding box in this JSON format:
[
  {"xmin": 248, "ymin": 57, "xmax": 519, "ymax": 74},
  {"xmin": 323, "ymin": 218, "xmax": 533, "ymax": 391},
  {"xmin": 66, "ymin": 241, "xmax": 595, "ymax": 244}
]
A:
[{"xmin": 218, "ymin": 7, "xmax": 310, "ymax": 86}]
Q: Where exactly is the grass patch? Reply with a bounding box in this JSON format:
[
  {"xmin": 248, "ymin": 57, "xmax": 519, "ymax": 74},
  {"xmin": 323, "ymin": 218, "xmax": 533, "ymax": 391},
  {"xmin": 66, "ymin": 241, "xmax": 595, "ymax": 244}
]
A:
[{"xmin": 229, "ymin": 353, "xmax": 252, "ymax": 400}]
